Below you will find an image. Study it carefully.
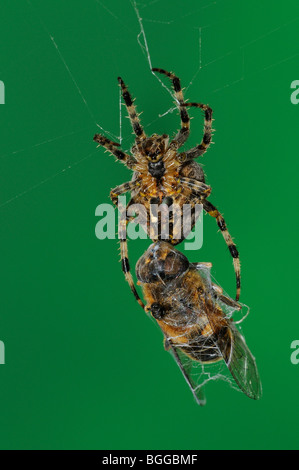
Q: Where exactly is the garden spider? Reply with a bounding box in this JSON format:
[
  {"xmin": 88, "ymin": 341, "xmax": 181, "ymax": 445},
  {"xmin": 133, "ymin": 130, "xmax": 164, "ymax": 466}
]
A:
[{"xmin": 94, "ymin": 68, "xmax": 241, "ymax": 305}]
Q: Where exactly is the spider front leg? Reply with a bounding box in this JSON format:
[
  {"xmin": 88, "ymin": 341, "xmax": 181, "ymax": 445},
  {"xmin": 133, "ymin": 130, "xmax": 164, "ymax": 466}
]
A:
[
  {"xmin": 118, "ymin": 77, "xmax": 147, "ymax": 141},
  {"xmin": 152, "ymin": 68, "xmax": 190, "ymax": 148},
  {"xmin": 179, "ymin": 102, "xmax": 213, "ymax": 160},
  {"xmin": 93, "ymin": 134, "xmax": 136, "ymax": 169}
]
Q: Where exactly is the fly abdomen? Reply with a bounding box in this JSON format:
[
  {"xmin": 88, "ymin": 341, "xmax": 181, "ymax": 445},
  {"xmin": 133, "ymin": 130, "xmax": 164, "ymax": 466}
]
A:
[
  {"xmin": 179, "ymin": 323, "xmax": 231, "ymax": 364},
  {"xmin": 180, "ymin": 332, "xmax": 222, "ymax": 364}
]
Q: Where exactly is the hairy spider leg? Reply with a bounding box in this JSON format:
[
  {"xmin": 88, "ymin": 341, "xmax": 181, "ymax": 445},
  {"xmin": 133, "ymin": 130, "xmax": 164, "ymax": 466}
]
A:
[
  {"xmin": 118, "ymin": 77, "xmax": 146, "ymax": 141},
  {"xmin": 152, "ymin": 68, "xmax": 190, "ymax": 148},
  {"xmin": 186, "ymin": 193, "xmax": 241, "ymax": 300},
  {"xmin": 180, "ymin": 102, "xmax": 213, "ymax": 160},
  {"xmin": 110, "ymin": 181, "xmax": 137, "ymax": 206},
  {"xmin": 202, "ymin": 199, "xmax": 241, "ymax": 301},
  {"xmin": 211, "ymin": 283, "xmax": 241, "ymax": 310},
  {"xmin": 110, "ymin": 183, "xmax": 146, "ymax": 311},
  {"xmin": 93, "ymin": 134, "xmax": 136, "ymax": 168},
  {"xmin": 179, "ymin": 177, "xmax": 211, "ymax": 197}
]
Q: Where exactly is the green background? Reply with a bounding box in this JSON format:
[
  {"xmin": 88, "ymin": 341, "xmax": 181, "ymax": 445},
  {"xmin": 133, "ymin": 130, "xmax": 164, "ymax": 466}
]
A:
[{"xmin": 0, "ymin": 0, "xmax": 298, "ymax": 450}]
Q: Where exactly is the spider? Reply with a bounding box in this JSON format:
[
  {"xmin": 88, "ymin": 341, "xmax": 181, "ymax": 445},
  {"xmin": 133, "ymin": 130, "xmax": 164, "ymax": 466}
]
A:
[{"xmin": 94, "ymin": 68, "xmax": 241, "ymax": 306}]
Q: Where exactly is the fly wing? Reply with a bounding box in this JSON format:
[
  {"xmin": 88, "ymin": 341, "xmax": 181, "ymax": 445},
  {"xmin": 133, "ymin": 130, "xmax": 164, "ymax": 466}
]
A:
[
  {"xmin": 204, "ymin": 308, "xmax": 262, "ymax": 400},
  {"xmin": 167, "ymin": 339, "xmax": 206, "ymax": 406},
  {"xmin": 224, "ymin": 322, "xmax": 262, "ymax": 400},
  {"xmin": 194, "ymin": 264, "xmax": 262, "ymax": 400}
]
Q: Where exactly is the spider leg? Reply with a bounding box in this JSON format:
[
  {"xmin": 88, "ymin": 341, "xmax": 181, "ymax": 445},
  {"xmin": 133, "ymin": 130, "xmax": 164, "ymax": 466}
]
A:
[
  {"xmin": 119, "ymin": 205, "xmax": 146, "ymax": 311},
  {"xmin": 152, "ymin": 68, "xmax": 190, "ymax": 148},
  {"xmin": 203, "ymin": 199, "xmax": 241, "ymax": 301},
  {"xmin": 110, "ymin": 184, "xmax": 146, "ymax": 311},
  {"xmin": 183, "ymin": 193, "xmax": 240, "ymax": 300},
  {"xmin": 120, "ymin": 237, "xmax": 146, "ymax": 311},
  {"xmin": 118, "ymin": 77, "xmax": 146, "ymax": 141},
  {"xmin": 179, "ymin": 102, "xmax": 213, "ymax": 160},
  {"xmin": 217, "ymin": 292, "xmax": 242, "ymax": 310},
  {"xmin": 125, "ymin": 196, "xmax": 146, "ymax": 226},
  {"xmin": 93, "ymin": 134, "xmax": 136, "ymax": 169},
  {"xmin": 179, "ymin": 177, "xmax": 211, "ymax": 197},
  {"xmin": 211, "ymin": 283, "xmax": 241, "ymax": 309},
  {"xmin": 110, "ymin": 181, "xmax": 137, "ymax": 206},
  {"xmin": 191, "ymin": 262, "xmax": 213, "ymax": 269},
  {"xmin": 111, "ymin": 188, "xmax": 140, "ymax": 224}
]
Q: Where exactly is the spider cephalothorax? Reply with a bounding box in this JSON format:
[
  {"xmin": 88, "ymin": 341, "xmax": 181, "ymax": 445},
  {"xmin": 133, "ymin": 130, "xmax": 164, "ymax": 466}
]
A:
[
  {"xmin": 140, "ymin": 133, "xmax": 169, "ymax": 160},
  {"xmin": 132, "ymin": 133, "xmax": 170, "ymax": 180},
  {"xmin": 94, "ymin": 68, "xmax": 241, "ymax": 308}
]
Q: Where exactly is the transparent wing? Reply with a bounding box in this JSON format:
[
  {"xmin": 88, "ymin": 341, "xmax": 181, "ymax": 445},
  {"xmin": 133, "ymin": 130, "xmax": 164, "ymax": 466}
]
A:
[
  {"xmin": 203, "ymin": 293, "xmax": 262, "ymax": 399},
  {"xmin": 196, "ymin": 263, "xmax": 262, "ymax": 400},
  {"xmin": 224, "ymin": 323, "xmax": 262, "ymax": 400},
  {"xmin": 144, "ymin": 259, "xmax": 261, "ymax": 404},
  {"xmin": 167, "ymin": 339, "xmax": 207, "ymax": 406}
]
